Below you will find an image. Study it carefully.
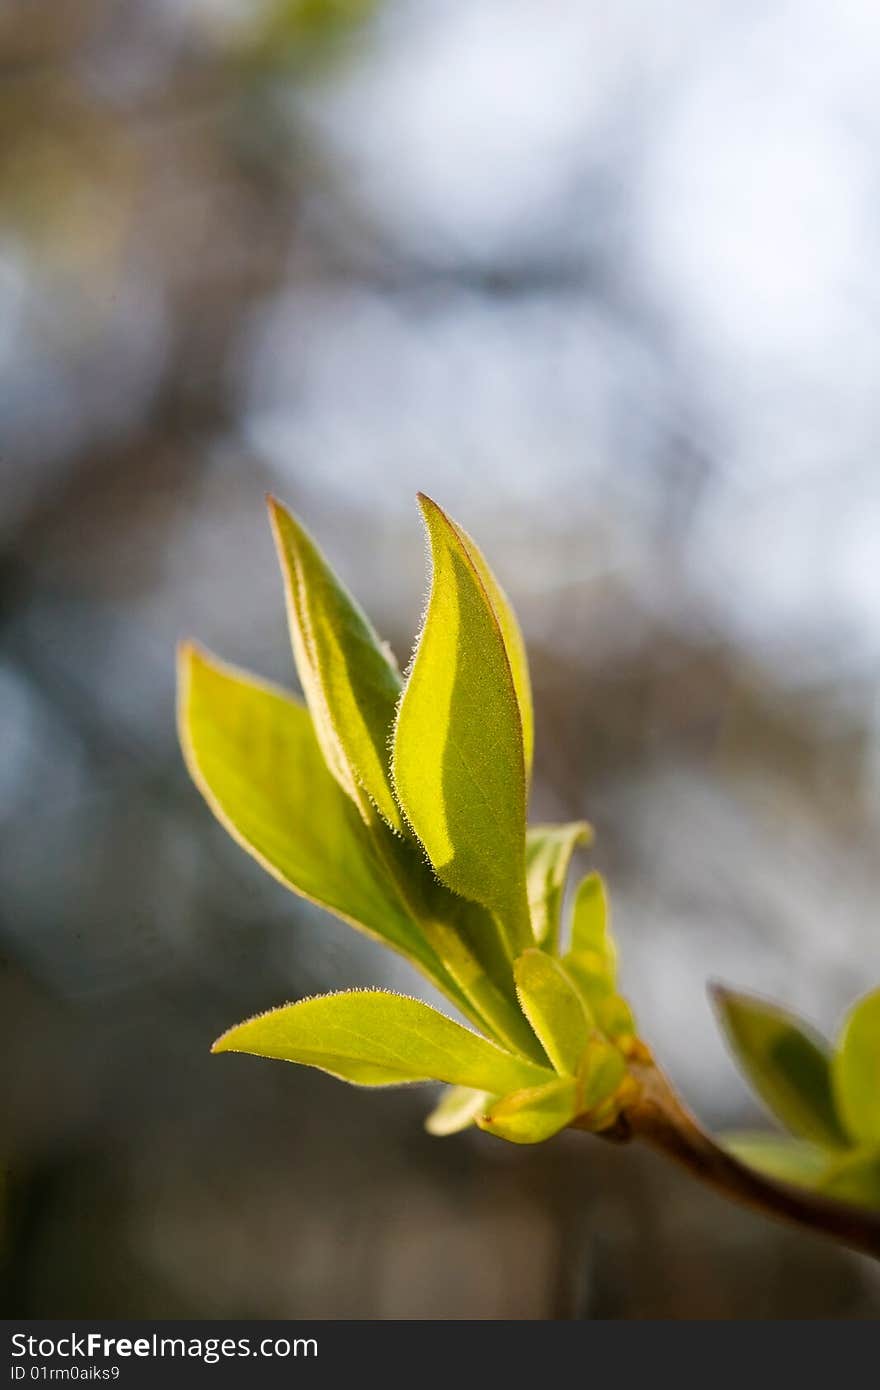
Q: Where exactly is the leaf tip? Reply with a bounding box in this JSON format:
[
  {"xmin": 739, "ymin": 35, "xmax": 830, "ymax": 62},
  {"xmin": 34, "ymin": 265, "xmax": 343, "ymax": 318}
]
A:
[
  {"xmin": 708, "ymin": 979, "xmax": 737, "ymax": 1005},
  {"xmin": 414, "ymin": 491, "xmax": 450, "ymax": 530},
  {"xmin": 176, "ymin": 637, "xmax": 200, "ymax": 674},
  {"xmin": 266, "ymin": 491, "xmax": 291, "ymax": 539}
]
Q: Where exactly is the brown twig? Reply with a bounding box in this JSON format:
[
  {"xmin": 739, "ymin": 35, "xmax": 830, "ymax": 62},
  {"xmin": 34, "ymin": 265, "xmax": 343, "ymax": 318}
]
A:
[{"xmin": 585, "ymin": 1060, "xmax": 880, "ymax": 1261}]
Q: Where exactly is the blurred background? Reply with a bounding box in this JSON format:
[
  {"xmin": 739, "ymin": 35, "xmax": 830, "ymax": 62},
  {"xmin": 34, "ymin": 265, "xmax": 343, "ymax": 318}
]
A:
[{"xmin": 2, "ymin": 0, "xmax": 880, "ymax": 1319}]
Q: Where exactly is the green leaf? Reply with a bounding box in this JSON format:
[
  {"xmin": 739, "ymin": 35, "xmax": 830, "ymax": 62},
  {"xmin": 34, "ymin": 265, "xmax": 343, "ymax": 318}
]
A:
[
  {"xmin": 575, "ymin": 1037, "xmax": 628, "ymax": 1127},
  {"xmin": 443, "ymin": 510, "xmax": 534, "ymax": 781},
  {"xmin": 526, "ymin": 822, "xmax": 593, "ymax": 949},
  {"xmin": 822, "ymin": 1150, "xmax": 880, "ymax": 1209},
  {"xmin": 268, "ymin": 496, "xmax": 404, "ymax": 832},
  {"xmin": 711, "ymin": 986, "xmax": 848, "ymax": 1148},
  {"xmin": 212, "ymin": 990, "xmax": 556, "ymax": 1092},
  {"xmin": 476, "ymin": 1077, "xmax": 578, "ymax": 1144},
  {"xmin": 565, "ymin": 872, "xmax": 616, "ymax": 986},
  {"xmin": 833, "ymin": 987, "xmax": 880, "ymax": 1147},
  {"xmin": 392, "ymin": 495, "xmax": 531, "ymax": 950},
  {"xmin": 562, "ymin": 873, "xmax": 635, "ymax": 1041},
  {"xmin": 514, "ymin": 949, "xmax": 592, "ymax": 1075},
  {"xmin": 178, "ymin": 643, "xmax": 461, "ymax": 997},
  {"xmin": 425, "ymin": 1085, "xmax": 492, "ymax": 1136},
  {"xmin": 723, "ymin": 1133, "xmax": 831, "ymax": 1190},
  {"xmin": 394, "ymin": 878, "xmax": 546, "ymax": 1061}
]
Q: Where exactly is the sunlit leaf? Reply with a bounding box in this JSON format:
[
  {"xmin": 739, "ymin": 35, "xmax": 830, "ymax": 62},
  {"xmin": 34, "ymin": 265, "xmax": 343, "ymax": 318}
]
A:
[
  {"xmin": 476, "ymin": 1077, "xmax": 578, "ymax": 1144},
  {"xmin": 392, "ymin": 494, "xmax": 531, "ymax": 950},
  {"xmin": 443, "ymin": 510, "xmax": 534, "ymax": 780},
  {"xmin": 575, "ymin": 1037, "xmax": 628, "ymax": 1128},
  {"xmin": 514, "ymin": 948, "xmax": 591, "ymax": 1075},
  {"xmin": 425, "ymin": 1085, "xmax": 492, "ymax": 1136},
  {"xmin": 526, "ymin": 821, "xmax": 592, "ymax": 949},
  {"xmin": 712, "ymin": 986, "xmax": 847, "ymax": 1148},
  {"xmin": 212, "ymin": 990, "xmax": 557, "ymax": 1092},
  {"xmin": 565, "ymin": 872, "xmax": 616, "ymax": 986},
  {"xmin": 723, "ymin": 1132, "xmax": 831, "ymax": 1190},
  {"xmin": 377, "ymin": 830, "xmax": 545, "ymax": 1059},
  {"xmin": 178, "ymin": 644, "xmax": 461, "ymax": 998},
  {"xmin": 833, "ymin": 987, "xmax": 880, "ymax": 1147},
  {"xmin": 269, "ymin": 496, "xmax": 404, "ymax": 831},
  {"xmin": 562, "ymin": 873, "xmax": 635, "ymax": 1040}
]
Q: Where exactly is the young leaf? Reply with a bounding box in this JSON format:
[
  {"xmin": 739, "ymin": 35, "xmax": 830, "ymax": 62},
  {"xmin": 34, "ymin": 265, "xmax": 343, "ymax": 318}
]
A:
[
  {"xmin": 575, "ymin": 1037, "xmax": 628, "ymax": 1126},
  {"xmin": 425, "ymin": 1085, "xmax": 492, "ymax": 1136},
  {"xmin": 443, "ymin": 511, "xmax": 534, "ymax": 780},
  {"xmin": 514, "ymin": 948, "xmax": 592, "ymax": 1075},
  {"xmin": 212, "ymin": 990, "xmax": 556, "ymax": 1092},
  {"xmin": 392, "ymin": 494, "xmax": 531, "ymax": 950},
  {"xmin": 379, "ymin": 831, "xmax": 546, "ymax": 1060},
  {"xmin": 711, "ymin": 986, "xmax": 848, "ymax": 1148},
  {"xmin": 526, "ymin": 822, "xmax": 593, "ymax": 950},
  {"xmin": 833, "ymin": 987, "xmax": 880, "ymax": 1147},
  {"xmin": 722, "ymin": 1133, "xmax": 831, "ymax": 1191},
  {"xmin": 268, "ymin": 496, "xmax": 404, "ymax": 832},
  {"xmin": 565, "ymin": 872, "xmax": 616, "ymax": 986},
  {"xmin": 476, "ymin": 1077, "xmax": 578, "ymax": 1144},
  {"xmin": 562, "ymin": 873, "xmax": 635, "ymax": 1040},
  {"xmin": 178, "ymin": 644, "xmax": 462, "ymax": 998},
  {"xmin": 590, "ymin": 995, "xmax": 637, "ymax": 1041}
]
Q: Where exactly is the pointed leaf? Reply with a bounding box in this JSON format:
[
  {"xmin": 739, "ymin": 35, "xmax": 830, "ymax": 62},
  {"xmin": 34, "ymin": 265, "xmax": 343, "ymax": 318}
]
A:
[
  {"xmin": 212, "ymin": 990, "xmax": 556, "ymax": 1091},
  {"xmin": 514, "ymin": 949, "xmax": 591, "ymax": 1075},
  {"xmin": 833, "ymin": 986, "xmax": 880, "ymax": 1147},
  {"xmin": 526, "ymin": 821, "xmax": 593, "ymax": 949},
  {"xmin": 566, "ymin": 872, "xmax": 617, "ymax": 986},
  {"xmin": 392, "ymin": 495, "xmax": 531, "ymax": 949},
  {"xmin": 425, "ymin": 1085, "xmax": 492, "ymax": 1136},
  {"xmin": 562, "ymin": 874, "xmax": 635, "ymax": 1041},
  {"xmin": 477, "ymin": 1077, "xmax": 578, "ymax": 1144},
  {"xmin": 178, "ymin": 644, "xmax": 457, "ymax": 992},
  {"xmin": 712, "ymin": 986, "xmax": 848, "ymax": 1147},
  {"xmin": 268, "ymin": 496, "xmax": 404, "ymax": 831},
  {"xmin": 443, "ymin": 511, "xmax": 534, "ymax": 780},
  {"xmin": 723, "ymin": 1133, "xmax": 831, "ymax": 1190}
]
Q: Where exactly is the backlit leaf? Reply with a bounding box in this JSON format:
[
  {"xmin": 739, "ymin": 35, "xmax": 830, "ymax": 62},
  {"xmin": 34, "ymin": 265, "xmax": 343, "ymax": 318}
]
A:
[
  {"xmin": 443, "ymin": 510, "xmax": 534, "ymax": 780},
  {"xmin": 425, "ymin": 1085, "xmax": 492, "ymax": 1136},
  {"xmin": 178, "ymin": 644, "xmax": 461, "ymax": 997},
  {"xmin": 526, "ymin": 821, "xmax": 592, "ymax": 949},
  {"xmin": 565, "ymin": 872, "xmax": 616, "ymax": 986},
  {"xmin": 375, "ymin": 829, "xmax": 544, "ymax": 1059},
  {"xmin": 392, "ymin": 495, "xmax": 531, "ymax": 950},
  {"xmin": 514, "ymin": 948, "xmax": 591, "ymax": 1075},
  {"xmin": 476, "ymin": 1077, "xmax": 578, "ymax": 1144},
  {"xmin": 562, "ymin": 873, "xmax": 635, "ymax": 1040},
  {"xmin": 212, "ymin": 990, "xmax": 557, "ymax": 1092},
  {"xmin": 268, "ymin": 496, "xmax": 404, "ymax": 832},
  {"xmin": 575, "ymin": 1037, "xmax": 628, "ymax": 1128},
  {"xmin": 723, "ymin": 1133, "xmax": 831, "ymax": 1190},
  {"xmin": 712, "ymin": 986, "xmax": 847, "ymax": 1148},
  {"xmin": 833, "ymin": 987, "xmax": 880, "ymax": 1147}
]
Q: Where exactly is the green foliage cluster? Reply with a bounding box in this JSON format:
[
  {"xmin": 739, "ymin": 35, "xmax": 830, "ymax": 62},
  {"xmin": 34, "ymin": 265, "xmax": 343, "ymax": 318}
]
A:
[
  {"xmin": 178, "ymin": 495, "xmax": 878, "ymax": 1203},
  {"xmin": 179, "ymin": 495, "xmax": 639, "ymax": 1144},
  {"xmin": 715, "ymin": 986, "xmax": 880, "ymax": 1207}
]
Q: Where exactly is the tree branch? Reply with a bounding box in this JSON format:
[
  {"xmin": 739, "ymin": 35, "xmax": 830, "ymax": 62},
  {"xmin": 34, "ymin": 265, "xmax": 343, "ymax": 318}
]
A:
[{"xmin": 590, "ymin": 1060, "xmax": 880, "ymax": 1261}]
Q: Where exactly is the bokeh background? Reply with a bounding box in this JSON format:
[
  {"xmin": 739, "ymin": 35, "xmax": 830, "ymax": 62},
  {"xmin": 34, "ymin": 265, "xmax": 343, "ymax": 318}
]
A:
[{"xmin": 2, "ymin": 0, "xmax": 880, "ymax": 1319}]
